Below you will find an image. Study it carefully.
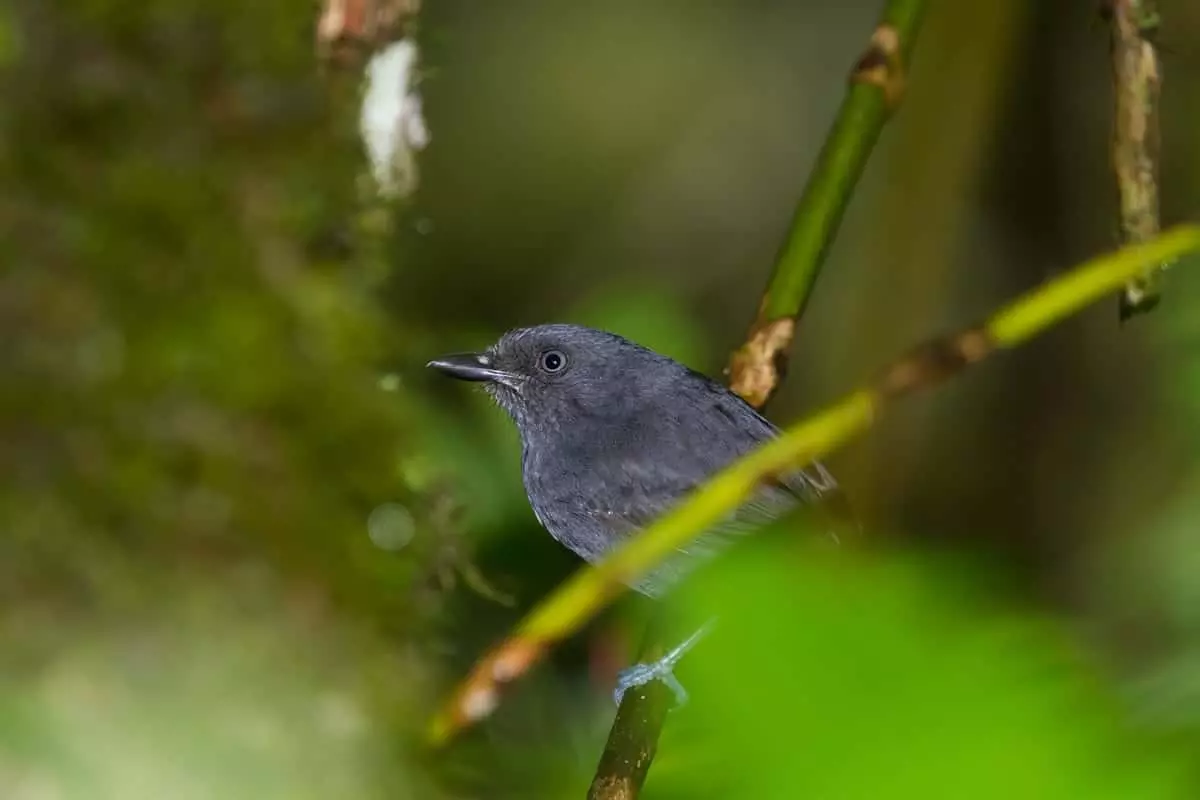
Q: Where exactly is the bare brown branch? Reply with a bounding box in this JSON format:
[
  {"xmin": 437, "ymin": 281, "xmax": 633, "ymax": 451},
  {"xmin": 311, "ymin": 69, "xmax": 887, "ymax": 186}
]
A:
[{"xmin": 1109, "ymin": 0, "xmax": 1166, "ymax": 319}]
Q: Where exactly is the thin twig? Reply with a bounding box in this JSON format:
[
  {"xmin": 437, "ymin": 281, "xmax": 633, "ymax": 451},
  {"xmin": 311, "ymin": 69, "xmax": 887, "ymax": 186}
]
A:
[
  {"xmin": 727, "ymin": 0, "xmax": 928, "ymax": 409},
  {"xmin": 426, "ymin": 224, "xmax": 1200, "ymax": 747},
  {"xmin": 1108, "ymin": 0, "xmax": 1167, "ymax": 320}
]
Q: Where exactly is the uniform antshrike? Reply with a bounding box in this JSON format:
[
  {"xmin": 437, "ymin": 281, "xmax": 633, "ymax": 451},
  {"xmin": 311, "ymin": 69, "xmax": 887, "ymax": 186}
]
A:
[{"xmin": 429, "ymin": 324, "xmax": 841, "ymax": 703}]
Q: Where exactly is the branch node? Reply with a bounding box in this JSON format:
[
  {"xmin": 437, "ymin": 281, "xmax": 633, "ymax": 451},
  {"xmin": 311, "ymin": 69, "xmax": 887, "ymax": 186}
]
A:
[
  {"xmin": 877, "ymin": 326, "xmax": 993, "ymax": 398},
  {"xmin": 850, "ymin": 24, "xmax": 906, "ymax": 111},
  {"xmin": 727, "ymin": 314, "xmax": 797, "ymax": 409}
]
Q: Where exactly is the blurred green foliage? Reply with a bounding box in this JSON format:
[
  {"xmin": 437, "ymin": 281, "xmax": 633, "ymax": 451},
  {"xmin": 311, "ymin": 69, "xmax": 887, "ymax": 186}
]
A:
[
  {"xmin": 650, "ymin": 537, "xmax": 1192, "ymax": 799},
  {"xmin": 0, "ymin": 1, "xmax": 456, "ymax": 795}
]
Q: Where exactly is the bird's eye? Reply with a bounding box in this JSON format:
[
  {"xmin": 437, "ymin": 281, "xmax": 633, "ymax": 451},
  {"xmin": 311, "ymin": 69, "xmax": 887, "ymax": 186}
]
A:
[{"xmin": 539, "ymin": 349, "xmax": 567, "ymax": 373}]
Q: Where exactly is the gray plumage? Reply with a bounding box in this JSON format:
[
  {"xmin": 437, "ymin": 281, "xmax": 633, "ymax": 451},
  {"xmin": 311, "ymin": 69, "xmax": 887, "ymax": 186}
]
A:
[{"xmin": 428, "ymin": 323, "xmax": 840, "ymax": 598}]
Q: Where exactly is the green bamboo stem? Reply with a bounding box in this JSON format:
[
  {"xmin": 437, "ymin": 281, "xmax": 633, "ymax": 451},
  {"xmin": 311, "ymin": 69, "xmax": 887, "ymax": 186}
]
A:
[{"xmin": 763, "ymin": 0, "xmax": 925, "ymax": 321}]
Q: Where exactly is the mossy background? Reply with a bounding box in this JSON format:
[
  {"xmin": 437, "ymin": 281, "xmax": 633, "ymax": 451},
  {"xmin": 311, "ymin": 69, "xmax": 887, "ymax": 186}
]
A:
[{"xmin": 1, "ymin": 1, "xmax": 1198, "ymax": 797}]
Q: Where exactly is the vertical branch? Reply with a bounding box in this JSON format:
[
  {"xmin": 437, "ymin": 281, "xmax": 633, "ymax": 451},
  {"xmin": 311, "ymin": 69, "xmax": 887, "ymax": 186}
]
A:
[
  {"xmin": 586, "ymin": 637, "xmax": 672, "ymax": 800},
  {"xmin": 1108, "ymin": 0, "xmax": 1167, "ymax": 320},
  {"xmin": 317, "ymin": 0, "xmax": 420, "ymax": 67},
  {"xmin": 728, "ymin": 0, "xmax": 927, "ymax": 409}
]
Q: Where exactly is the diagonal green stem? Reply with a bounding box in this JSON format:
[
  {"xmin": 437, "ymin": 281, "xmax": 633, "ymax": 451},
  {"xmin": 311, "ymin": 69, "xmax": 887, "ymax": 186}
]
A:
[{"xmin": 523, "ymin": 225, "xmax": 1200, "ymax": 659}]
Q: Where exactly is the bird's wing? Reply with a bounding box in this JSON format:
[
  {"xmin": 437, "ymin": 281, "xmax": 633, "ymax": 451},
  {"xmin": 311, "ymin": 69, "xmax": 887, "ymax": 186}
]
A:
[
  {"xmin": 580, "ymin": 457, "xmax": 846, "ymax": 596},
  {"xmin": 585, "ymin": 457, "xmax": 839, "ymax": 532},
  {"xmin": 567, "ymin": 379, "xmax": 853, "ymax": 595}
]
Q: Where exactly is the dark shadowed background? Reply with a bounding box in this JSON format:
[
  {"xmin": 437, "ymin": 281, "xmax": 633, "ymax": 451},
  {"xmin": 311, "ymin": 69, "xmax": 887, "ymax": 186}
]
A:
[{"xmin": 2, "ymin": 1, "xmax": 1198, "ymax": 797}]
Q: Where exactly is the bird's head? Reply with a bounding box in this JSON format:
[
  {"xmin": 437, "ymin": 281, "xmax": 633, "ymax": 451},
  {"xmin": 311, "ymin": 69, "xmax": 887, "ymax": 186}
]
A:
[{"xmin": 427, "ymin": 324, "xmax": 694, "ymax": 436}]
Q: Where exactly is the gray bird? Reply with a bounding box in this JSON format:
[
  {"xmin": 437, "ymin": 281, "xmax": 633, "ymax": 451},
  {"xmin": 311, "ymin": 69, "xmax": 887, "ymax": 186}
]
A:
[{"xmin": 428, "ymin": 324, "xmax": 842, "ymax": 703}]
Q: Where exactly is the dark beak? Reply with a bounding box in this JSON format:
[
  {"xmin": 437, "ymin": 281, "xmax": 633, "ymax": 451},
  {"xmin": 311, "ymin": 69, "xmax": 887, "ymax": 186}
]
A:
[{"xmin": 426, "ymin": 352, "xmax": 515, "ymax": 384}]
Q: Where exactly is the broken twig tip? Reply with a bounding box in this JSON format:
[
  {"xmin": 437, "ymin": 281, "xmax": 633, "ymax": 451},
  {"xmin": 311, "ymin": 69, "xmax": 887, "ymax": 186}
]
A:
[
  {"xmin": 728, "ymin": 316, "xmax": 796, "ymax": 410},
  {"xmin": 851, "ymin": 23, "xmax": 907, "ymax": 109},
  {"xmin": 1118, "ymin": 283, "xmax": 1163, "ymax": 322}
]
